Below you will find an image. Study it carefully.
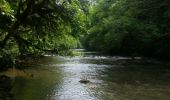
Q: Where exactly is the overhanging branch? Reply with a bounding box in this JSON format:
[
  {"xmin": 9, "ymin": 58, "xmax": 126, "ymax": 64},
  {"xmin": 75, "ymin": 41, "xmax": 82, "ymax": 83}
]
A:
[{"xmin": 14, "ymin": 35, "xmax": 57, "ymax": 53}]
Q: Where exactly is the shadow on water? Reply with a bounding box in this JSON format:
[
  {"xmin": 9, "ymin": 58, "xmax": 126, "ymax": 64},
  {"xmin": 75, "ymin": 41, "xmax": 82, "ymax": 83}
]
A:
[{"xmin": 1, "ymin": 49, "xmax": 170, "ymax": 100}]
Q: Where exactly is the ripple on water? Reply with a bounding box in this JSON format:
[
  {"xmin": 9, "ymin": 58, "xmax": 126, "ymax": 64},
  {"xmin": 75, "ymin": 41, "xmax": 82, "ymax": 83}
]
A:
[{"xmin": 6, "ymin": 50, "xmax": 170, "ymax": 100}]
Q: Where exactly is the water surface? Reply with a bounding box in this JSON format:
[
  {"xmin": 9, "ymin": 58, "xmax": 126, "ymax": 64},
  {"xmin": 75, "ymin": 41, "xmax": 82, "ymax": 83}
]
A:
[{"xmin": 5, "ymin": 49, "xmax": 170, "ymax": 100}]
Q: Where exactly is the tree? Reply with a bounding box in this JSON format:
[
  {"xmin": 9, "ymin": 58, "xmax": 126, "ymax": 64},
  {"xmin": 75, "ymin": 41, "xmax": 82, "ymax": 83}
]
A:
[
  {"xmin": 85, "ymin": 0, "xmax": 170, "ymax": 59},
  {"xmin": 0, "ymin": 0, "xmax": 87, "ymax": 67}
]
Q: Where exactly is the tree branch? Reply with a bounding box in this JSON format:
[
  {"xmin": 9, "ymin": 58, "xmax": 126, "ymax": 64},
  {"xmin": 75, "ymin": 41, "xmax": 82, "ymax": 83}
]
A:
[
  {"xmin": 14, "ymin": 34, "xmax": 57, "ymax": 53},
  {"xmin": 0, "ymin": 0, "xmax": 35, "ymax": 48}
]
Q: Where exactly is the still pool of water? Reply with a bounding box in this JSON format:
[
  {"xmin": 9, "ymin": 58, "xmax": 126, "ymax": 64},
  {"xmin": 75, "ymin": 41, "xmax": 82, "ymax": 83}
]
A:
[{"xmin": 4, "ymin": 49, "xmax": 170, "ymax": 100}]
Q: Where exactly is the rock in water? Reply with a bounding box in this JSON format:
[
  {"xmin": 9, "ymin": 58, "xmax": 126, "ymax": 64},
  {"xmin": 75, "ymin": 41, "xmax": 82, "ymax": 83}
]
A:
[
  {"xmin": 79, "ymin": 79, "xmax": 90, "ymax": 84},
  {"xmin": 0, "ymin": 75, "xmax": 13, "ymax": 100}
]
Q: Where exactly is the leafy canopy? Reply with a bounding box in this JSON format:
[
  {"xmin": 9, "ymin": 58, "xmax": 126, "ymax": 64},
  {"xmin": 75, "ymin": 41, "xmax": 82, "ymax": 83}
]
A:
[{"xmin": 0, "ymin": 0, "xmax": 88, "ymax": 57}]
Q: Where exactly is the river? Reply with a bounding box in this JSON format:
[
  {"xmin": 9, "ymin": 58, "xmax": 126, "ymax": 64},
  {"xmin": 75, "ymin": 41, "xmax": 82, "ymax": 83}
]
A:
[{"xmin": 3, "ymin": 49, "xmax": 170, "ymax": 100}]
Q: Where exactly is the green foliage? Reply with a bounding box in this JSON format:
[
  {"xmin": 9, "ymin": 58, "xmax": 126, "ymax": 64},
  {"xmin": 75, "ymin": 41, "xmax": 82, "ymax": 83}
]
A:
[
  {"xmin": 86, "ymin": 0, "xmax": 170, "ymax": 59},
  {"xmin": 0, "ymin": 0, "xmax": 89, "ymax": 67}
]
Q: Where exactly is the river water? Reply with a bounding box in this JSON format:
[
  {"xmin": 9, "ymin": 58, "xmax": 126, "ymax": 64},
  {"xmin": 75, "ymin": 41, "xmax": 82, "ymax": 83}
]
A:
[{"xmin": 6, "ymin": 49, "xmax": 170, "ymax": 100}]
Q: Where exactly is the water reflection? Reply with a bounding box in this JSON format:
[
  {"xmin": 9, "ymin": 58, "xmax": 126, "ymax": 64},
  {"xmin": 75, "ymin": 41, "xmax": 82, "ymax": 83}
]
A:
[{"xmin": 2, "ymin": 49, "xmax": 170, "ymax": 100}]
